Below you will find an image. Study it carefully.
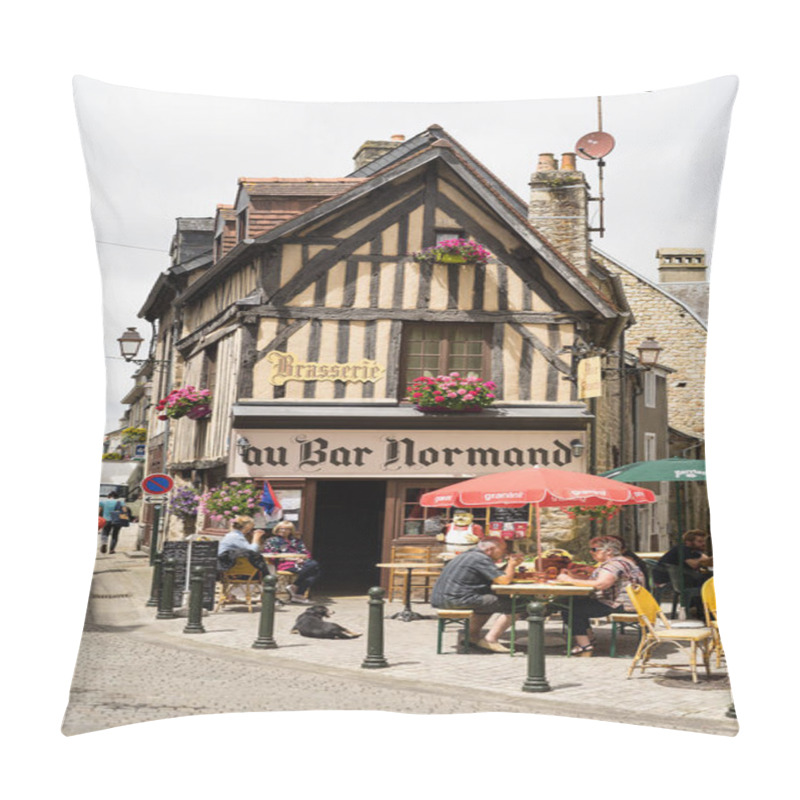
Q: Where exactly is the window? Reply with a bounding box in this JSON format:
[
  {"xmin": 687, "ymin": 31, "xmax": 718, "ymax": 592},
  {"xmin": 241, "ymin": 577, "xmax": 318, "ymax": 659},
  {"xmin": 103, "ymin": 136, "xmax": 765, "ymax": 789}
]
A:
[
  {"xmin": 644, "ymin": 370, "xmax": 656, "ymax": 408},
  {"xmin": 237, "ymin": 209, "xmax": 248, "ymax": 242},
  {"xmin": 402, "ymin": 323, "xmax": 491, "ymax": 389},
  {"xmin": 400, "ymin": 487, "xmax": 487, "ymax": 538},
  {"xmin": 644, "ymin": 432, "xmax": 657, "ymax": 461},
  {"xmin": 435, "ymin": 228, "xmax": 465, "ymax": 244}
]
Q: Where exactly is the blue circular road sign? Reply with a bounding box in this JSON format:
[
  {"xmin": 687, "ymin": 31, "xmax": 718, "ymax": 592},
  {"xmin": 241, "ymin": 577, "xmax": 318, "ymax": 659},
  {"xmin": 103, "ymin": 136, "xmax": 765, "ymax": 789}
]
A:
[{"xmin": 141, "ymin": 473, "xmax": 174, "ymax": 495}]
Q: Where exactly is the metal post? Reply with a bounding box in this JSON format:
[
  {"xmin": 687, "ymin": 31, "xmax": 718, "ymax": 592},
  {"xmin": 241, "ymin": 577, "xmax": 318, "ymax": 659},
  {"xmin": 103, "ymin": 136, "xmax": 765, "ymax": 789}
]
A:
[
  {"xmin": 149, "ymin": 501, "xmax": 161, "ymax": 566},
  {"xmin": 183, "ymin": 565, "xmax": 206, "ymax": 634},
  {"xmin": 521, "ymin": 601, "xmax": 551, "ymax": 693},
  {"xmin": 252, "ymin": 575, "xmax": 278, "ymax": 649},
  {"xmin": 146, "ymin": 553, "xmax": 162, "ymax": 607},
  {"xmin": 361, "ymin": 587, "xmax": 389, "ymax": 669},
  {"xmin": 726, "ymin": 703, "xmax": 737, "ymax": 719},
  {"xmin": 156, "ymin": 557, "xmax": 176, "ymax": 619}
]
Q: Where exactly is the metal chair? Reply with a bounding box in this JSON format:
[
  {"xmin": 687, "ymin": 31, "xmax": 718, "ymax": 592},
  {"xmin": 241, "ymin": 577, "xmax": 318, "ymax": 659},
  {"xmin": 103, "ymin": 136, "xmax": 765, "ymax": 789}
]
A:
[
  {"xmin": 702, "ymin": 577, "xmax": 724, "ymax": 667},
  {"xmin": 665, "ymin": 564, "xmax": 703, "ymax": 619},
  {"xmin": 625, "ymin": 584, "xmax": 713, "ymax": 683}
]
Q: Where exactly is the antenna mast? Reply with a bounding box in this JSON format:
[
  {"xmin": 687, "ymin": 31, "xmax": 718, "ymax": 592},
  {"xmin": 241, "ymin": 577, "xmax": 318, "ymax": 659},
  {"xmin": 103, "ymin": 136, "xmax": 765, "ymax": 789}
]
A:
[{"xmin": 576, "ymin": 96, "xmax": 615, "ymax": 238}]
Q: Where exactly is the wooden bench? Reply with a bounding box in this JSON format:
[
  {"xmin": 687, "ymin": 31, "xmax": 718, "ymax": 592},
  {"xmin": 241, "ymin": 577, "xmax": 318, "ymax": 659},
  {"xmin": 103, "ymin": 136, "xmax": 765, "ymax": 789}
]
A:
[{"xmin": 436, "ymin": 609, "xmax": 474, "ymax": 654}]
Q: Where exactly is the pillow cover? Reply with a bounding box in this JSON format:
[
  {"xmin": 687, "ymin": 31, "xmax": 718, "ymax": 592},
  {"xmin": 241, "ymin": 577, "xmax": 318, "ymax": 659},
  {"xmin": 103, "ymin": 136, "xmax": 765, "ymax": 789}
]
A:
[{"xmin": 66, "ymin": 75, "xmax": 738, "ymax": 737}]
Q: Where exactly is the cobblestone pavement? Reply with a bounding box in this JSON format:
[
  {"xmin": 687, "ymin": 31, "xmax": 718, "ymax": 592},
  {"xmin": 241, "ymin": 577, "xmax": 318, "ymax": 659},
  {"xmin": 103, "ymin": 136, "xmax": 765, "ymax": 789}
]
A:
[{"xmin": 63, "ymin": 531, "xmax": 738, "ymax": 737}]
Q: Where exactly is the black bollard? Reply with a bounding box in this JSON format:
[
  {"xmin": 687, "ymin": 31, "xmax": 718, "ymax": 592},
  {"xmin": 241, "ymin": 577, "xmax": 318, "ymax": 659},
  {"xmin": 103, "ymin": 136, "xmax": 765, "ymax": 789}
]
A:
[
  {"xmin": 183, "ymin": 565, "xmax": 206, "ymax": 634},
  {"xmin": 252, "ymin": 574, "xmax": 278, "ymax": 649},
  {"xmin": 156, "ymin": 557, "xmax": 177, "ymax": 619},
  {"xmin": 726, "ymin": 703, "xmax": 737, "ymax": 719},
  {"xmin": 361, "ymin": 587, "xmax": 389, "ymax": 669},
  {"xmin": 521, "ymin": 601, "xmax": 552, "ymax": 693},
  {"xmin": 146, "ymin": 553, "xmax": 162, "ymax": 607}
]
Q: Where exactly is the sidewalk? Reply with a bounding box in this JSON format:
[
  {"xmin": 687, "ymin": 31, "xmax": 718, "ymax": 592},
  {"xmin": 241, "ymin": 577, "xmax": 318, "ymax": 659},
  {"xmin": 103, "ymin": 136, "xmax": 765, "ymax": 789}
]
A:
[{"xmin": 82, "ymin": 527, "xmax": 737, "ymax": 736}]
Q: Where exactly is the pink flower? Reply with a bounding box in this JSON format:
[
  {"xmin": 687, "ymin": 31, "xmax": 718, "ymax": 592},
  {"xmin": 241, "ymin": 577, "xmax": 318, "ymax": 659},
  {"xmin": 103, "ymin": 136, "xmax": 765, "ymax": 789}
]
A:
[
  {"xmin": 447, "ymin": 392, "xmax": 458, "ymax": 398},
  {"xmin": 434, "ymin": 396, "xmax": 446, "ymax": 403}
]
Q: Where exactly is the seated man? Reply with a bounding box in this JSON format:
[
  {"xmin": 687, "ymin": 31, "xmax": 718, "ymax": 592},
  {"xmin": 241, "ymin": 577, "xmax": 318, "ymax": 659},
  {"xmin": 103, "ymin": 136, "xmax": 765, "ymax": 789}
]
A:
[
  {"xmin": 217, "ymin": 514, "xmax": 269, "ymax": 576},
  {"xmin": 652, "ymin": 529, "xmax": 712, "ymax": 588},
  {"xmin": 431, "ymin": 537, "xmax": 524, "ymax": 653}
]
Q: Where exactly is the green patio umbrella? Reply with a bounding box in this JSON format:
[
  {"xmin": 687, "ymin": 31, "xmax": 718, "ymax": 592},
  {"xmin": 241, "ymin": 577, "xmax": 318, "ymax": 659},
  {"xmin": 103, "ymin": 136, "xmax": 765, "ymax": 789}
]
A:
[{"xmin": 601, "ymin": 458, "xmax": 706, "ymax": 482}]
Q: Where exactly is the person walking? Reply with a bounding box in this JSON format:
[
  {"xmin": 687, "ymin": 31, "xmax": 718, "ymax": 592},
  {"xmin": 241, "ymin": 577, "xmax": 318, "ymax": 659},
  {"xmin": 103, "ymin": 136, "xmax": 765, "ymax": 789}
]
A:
[{"xmin": 98, "ymin": 491, "xmax": 122, "ymax": 554}]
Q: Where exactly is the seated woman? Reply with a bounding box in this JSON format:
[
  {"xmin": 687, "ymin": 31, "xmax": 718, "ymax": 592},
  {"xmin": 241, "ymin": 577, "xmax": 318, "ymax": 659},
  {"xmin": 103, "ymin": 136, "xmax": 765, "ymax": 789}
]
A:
[
  {"xmin": 554, "ymin": 535, "xmax": 646, "ymax": 656},
  {"xmin": 262, "ymin": 521, "xmax": 321, "ymax": 604},
  {"xmin": 217, "ymin": 514, "xmax": 269, "ymax": 576}
]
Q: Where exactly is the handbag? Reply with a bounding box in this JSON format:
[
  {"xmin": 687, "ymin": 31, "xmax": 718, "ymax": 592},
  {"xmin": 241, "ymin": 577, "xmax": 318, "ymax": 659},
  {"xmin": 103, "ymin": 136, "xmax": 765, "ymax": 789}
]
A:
[{"xmin": 117, "ymin": 507, "xmax": 131, "ymax": 527}]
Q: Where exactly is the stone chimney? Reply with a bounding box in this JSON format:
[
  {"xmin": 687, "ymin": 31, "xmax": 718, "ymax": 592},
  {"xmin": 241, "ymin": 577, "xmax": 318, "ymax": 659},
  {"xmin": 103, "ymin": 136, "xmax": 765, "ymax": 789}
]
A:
[
  {"xmin": 353, "ymin": 134, "xmax": 405, "ymax": 170},
  {"xmin": 528, "ymin": 152, "xmax": 591, "ymax": 275},
  {"xmin": 656, "ymin": 248, "xmax": 709, "ymax": 322},
  {"xmin": 656, "ymin": 248, "xmax": 708, "ymax": 283}
]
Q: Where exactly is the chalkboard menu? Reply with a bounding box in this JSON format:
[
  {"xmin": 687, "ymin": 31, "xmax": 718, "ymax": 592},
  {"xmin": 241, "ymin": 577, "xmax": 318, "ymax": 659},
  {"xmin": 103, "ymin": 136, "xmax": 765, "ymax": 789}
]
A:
[
  {"xmin": 489, "ymin": 506, "xmax": 529, "ymax": 522},
  {"xmin": 161, "ymin": 540, "xmax": 219, "ymax": 611}
]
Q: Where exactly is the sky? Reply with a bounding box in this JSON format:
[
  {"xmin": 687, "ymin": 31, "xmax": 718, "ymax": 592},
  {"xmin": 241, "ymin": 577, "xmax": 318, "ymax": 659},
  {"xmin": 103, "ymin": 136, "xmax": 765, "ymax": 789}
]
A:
[
  {"xmin": 72, "ymin": 76, "xmax": 737, "ymax": 431},
  {"xmin": 7, "ymin": 0, "xmax": 797, "ymax": 793}
]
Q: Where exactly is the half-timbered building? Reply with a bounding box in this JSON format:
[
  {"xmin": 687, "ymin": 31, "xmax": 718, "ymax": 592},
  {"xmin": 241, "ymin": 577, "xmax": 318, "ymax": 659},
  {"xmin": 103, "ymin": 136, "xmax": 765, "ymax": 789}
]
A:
[{"xmin": 138, "ymin": 126, "xmax": 671, "ymax": 592}]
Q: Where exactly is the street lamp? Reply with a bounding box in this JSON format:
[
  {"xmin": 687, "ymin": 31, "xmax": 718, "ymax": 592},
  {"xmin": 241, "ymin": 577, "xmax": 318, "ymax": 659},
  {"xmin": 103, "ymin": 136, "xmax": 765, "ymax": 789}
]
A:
[
  {"xmin": 570, "ymin": 439, "xmax": 586, "ymax": 458},
  {"xmin": 117, "ymin": 326, "xmax": 169, "ymax": 367},
  {"xmin": 636, "ymin": 336, "xmax": 662, "ymax": 367},
  {"xmin": 118, "ymin": 327, "xmax": 145, "ymax": 362},
  {"xmin": 236, "ymin": 436, "xmax": 251, "ymax": 458}
]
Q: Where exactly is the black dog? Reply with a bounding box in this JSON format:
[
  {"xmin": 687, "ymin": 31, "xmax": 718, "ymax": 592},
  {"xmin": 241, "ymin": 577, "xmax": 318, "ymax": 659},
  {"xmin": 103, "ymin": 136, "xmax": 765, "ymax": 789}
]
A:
[{"xmin": 290, "ymin": 605, "xmax": 361, "ymax": 639}]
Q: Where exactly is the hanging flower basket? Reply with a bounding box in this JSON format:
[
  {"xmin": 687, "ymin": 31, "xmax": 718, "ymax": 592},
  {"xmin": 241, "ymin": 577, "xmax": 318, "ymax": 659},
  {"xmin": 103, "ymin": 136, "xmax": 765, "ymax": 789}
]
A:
[
  {"xmin": 156, "ymin": 386, "xmax": 212, "ymax": 420},
  {"xmin": 406, "ymin": 373, "xmax": 497, "ymax": 412},
  {"xmin": 121, "ymin": 426, "xmax": 147, "ymax": 444},
  {"xmin": 412, "ymin": 238, "xmax": 491, "ymax": 267}
]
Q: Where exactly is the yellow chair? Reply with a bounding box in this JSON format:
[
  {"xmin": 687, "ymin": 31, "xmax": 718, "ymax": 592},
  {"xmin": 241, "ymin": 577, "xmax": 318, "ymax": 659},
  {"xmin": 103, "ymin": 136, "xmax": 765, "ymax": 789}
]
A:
[
  {"xmin": 216, "ymin": 557, "xmax": 263, "ymax": 613},
  {"xmin": 625, "ymin": 584, "xmax": 713, "ymax": 683},
  {"xmin": 702, "ymin": 577, "xmax": 724, "ymax": 667}
]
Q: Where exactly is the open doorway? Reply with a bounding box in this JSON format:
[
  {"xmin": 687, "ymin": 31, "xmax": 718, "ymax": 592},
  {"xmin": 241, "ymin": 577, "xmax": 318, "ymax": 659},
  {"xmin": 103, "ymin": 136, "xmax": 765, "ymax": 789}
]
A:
[{"xmin": 311, "ymin": 480, "xmax": 386, "ymax": 596}]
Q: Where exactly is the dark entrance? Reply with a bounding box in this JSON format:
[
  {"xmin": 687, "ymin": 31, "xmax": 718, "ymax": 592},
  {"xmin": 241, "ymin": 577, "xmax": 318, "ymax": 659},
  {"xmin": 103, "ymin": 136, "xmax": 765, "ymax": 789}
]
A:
[{"xmin": 311, "ymin": 480, "xmax": 386, "ymax": 595}]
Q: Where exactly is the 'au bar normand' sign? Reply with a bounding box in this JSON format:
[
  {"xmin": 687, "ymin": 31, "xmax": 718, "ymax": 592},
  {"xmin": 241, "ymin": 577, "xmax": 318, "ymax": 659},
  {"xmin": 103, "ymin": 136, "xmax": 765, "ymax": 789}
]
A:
[{"xmin": 230, "ymin": 429, "xmax": 585, "ymax": 478}]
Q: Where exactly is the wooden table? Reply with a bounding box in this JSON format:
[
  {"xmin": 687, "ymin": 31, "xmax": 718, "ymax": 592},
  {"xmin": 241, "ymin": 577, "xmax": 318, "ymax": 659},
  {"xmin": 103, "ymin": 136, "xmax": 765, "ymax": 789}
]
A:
[
  {"xmin": 375, "ymin": 562, "xmax": 443, "ymax": 621},
  {"xmin": 492, "ymin": 582, "xmax": 595, "ymax": 656}
]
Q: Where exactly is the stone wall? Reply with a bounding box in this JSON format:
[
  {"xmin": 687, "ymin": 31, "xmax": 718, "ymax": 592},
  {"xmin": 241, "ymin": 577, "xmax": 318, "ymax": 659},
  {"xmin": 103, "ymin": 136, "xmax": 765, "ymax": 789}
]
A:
[{"xmin": 593, "ymin": 251, "xmax": 707, "ymax": 438}]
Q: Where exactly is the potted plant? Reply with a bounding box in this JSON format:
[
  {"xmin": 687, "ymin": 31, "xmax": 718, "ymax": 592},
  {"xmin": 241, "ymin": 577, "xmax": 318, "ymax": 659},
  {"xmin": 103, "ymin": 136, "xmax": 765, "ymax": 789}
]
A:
[
  {"xmin": 198, "ymin": 479, "xmax": 262, "ymax": 526},
  {"xmin": 121, "ymin": 426, "xmax": 147, "ymax": 444},
  {"xmin": 156, "ymin": 386, "xmax": 212, "ymax": 420},
  {"xmin": 412, "ymin": 238, "xmax": 491, "ymax": 266},
  {"xmin": 406, "ymin": 373, "xmax": 497, "ymax": 412}
]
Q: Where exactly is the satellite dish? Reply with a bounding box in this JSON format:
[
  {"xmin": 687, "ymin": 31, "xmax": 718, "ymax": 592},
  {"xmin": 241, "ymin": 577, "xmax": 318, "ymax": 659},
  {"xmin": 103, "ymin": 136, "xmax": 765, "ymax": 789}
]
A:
[{"xmin": 576, "ymin": 131, "xmax": 615, "ymax": 160}]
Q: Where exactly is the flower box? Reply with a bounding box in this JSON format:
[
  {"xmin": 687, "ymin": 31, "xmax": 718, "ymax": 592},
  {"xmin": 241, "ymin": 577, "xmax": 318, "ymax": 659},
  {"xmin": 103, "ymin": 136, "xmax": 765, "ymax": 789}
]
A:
[
  {"xmin": 156, "ymin": 386, "xmax": 212, "ymax": 420},
  {"xmin": 406, "ymin": 373, "xmax": 497, "ymax": 411},
  {"xmin": 412, "ymin": 238, "xmax": 491, "ymax": 267}
]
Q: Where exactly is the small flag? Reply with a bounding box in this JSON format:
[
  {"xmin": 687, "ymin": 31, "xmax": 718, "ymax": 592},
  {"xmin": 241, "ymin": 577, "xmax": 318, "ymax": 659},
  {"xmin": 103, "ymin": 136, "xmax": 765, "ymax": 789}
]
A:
[{"xmin": 259, "ymin": 481, "xmax": 283, "ymax": 521}]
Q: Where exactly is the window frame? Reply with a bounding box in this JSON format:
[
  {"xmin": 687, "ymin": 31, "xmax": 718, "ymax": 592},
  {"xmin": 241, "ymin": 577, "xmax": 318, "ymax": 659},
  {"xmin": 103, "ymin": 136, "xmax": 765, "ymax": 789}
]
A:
[{"xmin": 399, "ymin": 321, "xmax": 492, "ymax": 398}]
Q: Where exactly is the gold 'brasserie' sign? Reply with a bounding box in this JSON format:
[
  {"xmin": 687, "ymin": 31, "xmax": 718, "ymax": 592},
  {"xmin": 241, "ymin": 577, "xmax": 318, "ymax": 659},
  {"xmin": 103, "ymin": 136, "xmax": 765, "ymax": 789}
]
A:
[{"xmin": 266, "ymin": 351, "xmax": 386, "ymax": 386}]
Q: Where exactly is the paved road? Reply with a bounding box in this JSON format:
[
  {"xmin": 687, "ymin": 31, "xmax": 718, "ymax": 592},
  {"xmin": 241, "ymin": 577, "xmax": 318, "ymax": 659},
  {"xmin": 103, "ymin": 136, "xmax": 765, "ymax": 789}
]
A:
[{"xmin": 63, "ymin": 623, "xmax": 531, "ymax": 735}]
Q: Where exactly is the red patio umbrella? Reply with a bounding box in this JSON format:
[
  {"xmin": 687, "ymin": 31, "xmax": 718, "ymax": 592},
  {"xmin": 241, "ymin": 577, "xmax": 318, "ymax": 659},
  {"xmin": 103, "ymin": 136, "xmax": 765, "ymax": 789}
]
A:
[{"xmin": 419, "ymin": 466, "xmax": 656, "ymax": 561}]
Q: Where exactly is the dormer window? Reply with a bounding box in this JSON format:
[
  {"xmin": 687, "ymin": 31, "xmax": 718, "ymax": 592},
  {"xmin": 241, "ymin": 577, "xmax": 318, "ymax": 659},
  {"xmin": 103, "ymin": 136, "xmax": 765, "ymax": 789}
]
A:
[{"xmin": 237, "ymin": 209, "xmax": 248, "ymax": 242}]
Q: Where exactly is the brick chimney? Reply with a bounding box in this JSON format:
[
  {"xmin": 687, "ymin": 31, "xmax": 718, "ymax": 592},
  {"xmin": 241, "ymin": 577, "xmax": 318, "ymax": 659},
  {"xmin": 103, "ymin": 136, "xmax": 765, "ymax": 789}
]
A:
[
  {"xmin": 353, "ymin": 135, "xmax": 405, "ymax": 170},
  {"xmin": 528, "ymin": 151, "xmax": 590, "ymax": 275}
]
